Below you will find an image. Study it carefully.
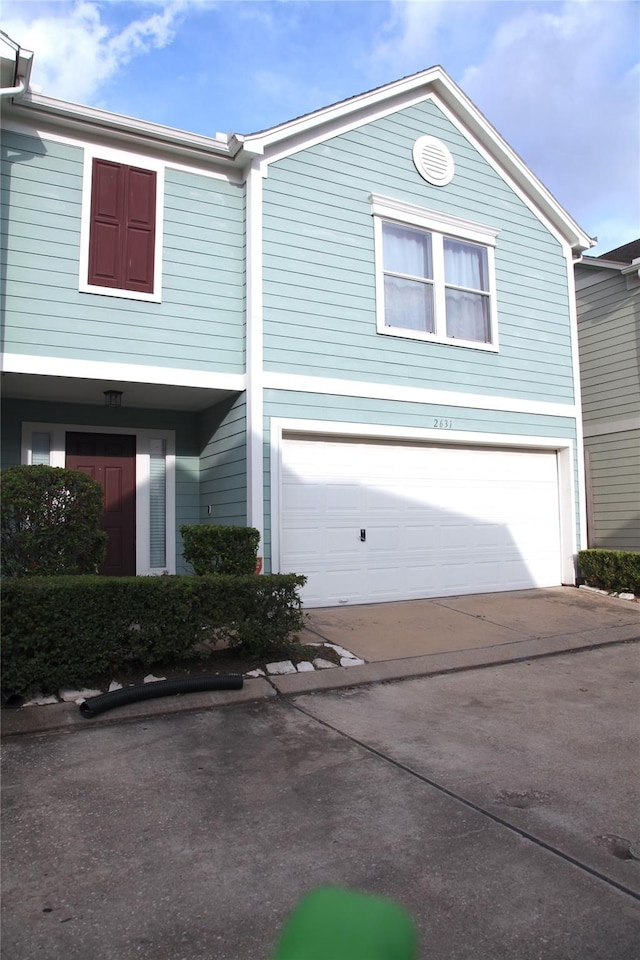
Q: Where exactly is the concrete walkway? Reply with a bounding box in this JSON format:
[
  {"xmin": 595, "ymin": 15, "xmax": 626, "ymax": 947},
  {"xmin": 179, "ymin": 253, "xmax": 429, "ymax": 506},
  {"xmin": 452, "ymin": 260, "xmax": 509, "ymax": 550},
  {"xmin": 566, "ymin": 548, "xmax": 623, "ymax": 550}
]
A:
[{"xmin": 2, "ymin": 586, "xmax": 638, "ymax": 737}]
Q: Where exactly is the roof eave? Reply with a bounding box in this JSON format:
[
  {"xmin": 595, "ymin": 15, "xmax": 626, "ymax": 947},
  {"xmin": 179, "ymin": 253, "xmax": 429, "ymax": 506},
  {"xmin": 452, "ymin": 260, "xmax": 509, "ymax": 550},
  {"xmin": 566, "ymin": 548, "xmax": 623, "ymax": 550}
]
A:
[{"xmin": 6, "ymin": 91, "xmax": 241, "ymax": 167}]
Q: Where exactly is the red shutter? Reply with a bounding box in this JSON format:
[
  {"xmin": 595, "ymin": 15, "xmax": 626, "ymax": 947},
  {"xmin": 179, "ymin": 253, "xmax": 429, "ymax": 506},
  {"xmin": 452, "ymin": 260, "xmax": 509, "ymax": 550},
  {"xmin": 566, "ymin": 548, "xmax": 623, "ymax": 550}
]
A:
[
  {"xmin": 88, "ymin": 159, "xmax": 123, "ymax": 288},
  {"xmin": 88, "ymin": 160, "xmax": 156, "ymax": 294},
  {"xmin": 124, "ymin": 167, "xmax": 156, "ymax": 293}
]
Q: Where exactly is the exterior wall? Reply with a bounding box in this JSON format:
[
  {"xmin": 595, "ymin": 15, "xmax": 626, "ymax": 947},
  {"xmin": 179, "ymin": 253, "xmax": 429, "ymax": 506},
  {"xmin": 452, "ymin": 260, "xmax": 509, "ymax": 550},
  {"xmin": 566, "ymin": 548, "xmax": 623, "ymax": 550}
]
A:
[
  {"xmin": 262, "ymin": 97, "xmax": 574, "ymax": 404},
  {"xmin": 262, "ymin": 388, "xmax": 580, "ymax": 573},
  {"xmin": 576, "ymin": 265, "xmax": 640, "ymax": 550},
  {"xmin": 584, "ymin": 429, "xmax": 640, "ymax": 551},
  {"xmin": 0, "ymin": 398, "xmax": 200, "ymax": 574},
  {"xmin": 1, "ymin": 129, "xmax": 245, "ymax": 374},
  {"xmin": 199, "ymin": 393, "xmax": 247, "ymax": 527}
]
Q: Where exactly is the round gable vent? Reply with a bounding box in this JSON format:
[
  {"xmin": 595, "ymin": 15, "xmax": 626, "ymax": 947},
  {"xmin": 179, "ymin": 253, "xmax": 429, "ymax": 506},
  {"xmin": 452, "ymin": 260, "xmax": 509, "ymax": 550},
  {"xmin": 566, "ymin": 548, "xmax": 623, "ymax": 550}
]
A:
[{"xmin": 413, "ymin": 135, "xmax": 454, "ymax": 186}]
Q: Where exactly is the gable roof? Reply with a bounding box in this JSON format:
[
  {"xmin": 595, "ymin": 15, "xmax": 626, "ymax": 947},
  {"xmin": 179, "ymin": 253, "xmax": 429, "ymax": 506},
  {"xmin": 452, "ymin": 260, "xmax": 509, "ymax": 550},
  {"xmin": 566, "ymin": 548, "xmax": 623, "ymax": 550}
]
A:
[
  {"xmin": 5, "ymin": 62, "xmax": 593, "ymax": 253},
  {"xmin": 238, "ymin": 66, "xmax": 594, "ymax": 254}
]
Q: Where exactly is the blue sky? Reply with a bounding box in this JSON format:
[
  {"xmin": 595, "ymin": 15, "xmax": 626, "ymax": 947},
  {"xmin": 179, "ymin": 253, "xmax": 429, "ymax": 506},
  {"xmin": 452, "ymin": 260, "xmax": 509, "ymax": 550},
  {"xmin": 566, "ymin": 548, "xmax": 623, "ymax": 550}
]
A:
[{"xmin": 5, "ymin": 0, "xmax": 639, "ymax": 253}]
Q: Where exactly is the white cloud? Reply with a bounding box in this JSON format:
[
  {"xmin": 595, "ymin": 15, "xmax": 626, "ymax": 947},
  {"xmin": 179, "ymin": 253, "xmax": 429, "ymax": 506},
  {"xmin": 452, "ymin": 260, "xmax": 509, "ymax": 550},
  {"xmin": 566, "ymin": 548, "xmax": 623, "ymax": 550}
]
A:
[
  {"xmin": 3, "ymin": 0, "xmax": 189, "ymax": 103},
  {"xmin": 370, "ymin": 0, "xmax": 640, "ymax": 251}
]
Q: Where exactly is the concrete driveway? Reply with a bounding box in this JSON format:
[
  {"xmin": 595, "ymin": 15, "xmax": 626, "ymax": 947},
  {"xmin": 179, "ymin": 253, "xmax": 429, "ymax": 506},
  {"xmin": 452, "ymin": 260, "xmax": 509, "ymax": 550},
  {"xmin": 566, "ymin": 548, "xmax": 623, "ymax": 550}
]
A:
[{"xmin": 2, "ymin": 642, "xmax": 639, "ymax": 960}]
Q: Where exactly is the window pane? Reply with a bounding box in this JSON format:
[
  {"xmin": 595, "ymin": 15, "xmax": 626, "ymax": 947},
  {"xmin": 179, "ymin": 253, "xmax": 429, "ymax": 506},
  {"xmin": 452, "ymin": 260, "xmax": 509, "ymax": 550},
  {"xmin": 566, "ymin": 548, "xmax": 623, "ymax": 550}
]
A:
[
  {"xmin": 384, "ymin": 275, "xmax": 435, "ymax": 332},
  {"xmin": 444, "ymin": 238, "xmax": 488, "ymax": 291},
  {"xmin": 383, "ymin": 222, "xmax": 432, "ymax": 279},
  {"xmin": 31, "ymin": 432, "xmax": 51, "ymax": 466},
  {"xmin": 445, "ymin": 289, "xmax": 490, "ymax": 342},
  {"xmin": 149, "ymin": 438, "xmax": 166, "ymax": 568}
]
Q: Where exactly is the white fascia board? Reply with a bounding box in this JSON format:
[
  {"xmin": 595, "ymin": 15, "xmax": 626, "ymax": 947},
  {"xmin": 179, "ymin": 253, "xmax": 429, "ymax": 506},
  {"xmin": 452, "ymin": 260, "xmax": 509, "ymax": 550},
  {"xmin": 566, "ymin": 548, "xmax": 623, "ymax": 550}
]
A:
[
  {"xmin": 263, "ymin": 371, "xmax": 578, "ymax": 420},
  {"xmin": 4, "ymin": 354, "xmax": 246, "ymax": 392},
  {"xmin": 243, "ymin": 67, "xmax": 593, "ymax": 254},
  {"xmin": 7, "ymin": 92, "xmax": 239, "ymax": 170}
]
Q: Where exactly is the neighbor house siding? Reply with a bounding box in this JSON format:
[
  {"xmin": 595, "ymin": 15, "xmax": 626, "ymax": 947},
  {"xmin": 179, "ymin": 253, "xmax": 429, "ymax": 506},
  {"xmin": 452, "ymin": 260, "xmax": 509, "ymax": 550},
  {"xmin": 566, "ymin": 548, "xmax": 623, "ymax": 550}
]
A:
[
  {"xmin": 576, "ymin": 269, "xmax": 639, "ymax": 425},
  {"xmin": 1, "ymin": 130, "xmax": 246, "ymax": 373},
  {"xmin": 576, "ymin": 264, "xmax": 640, "ymax": 551},
  {"xmin": 585, "ymin": 430, "xmax": 640, "ymax": 551},
  {"xmin": 261, "ymin": 388, "xmax": 579, "ymax": 571},
  {"xmin": 262, "ymin": 98, "xmax": 574, "ymax": 404},
  {"xmin": 199, "ymin": 393, "xmax": 247, "ymax": 527}
]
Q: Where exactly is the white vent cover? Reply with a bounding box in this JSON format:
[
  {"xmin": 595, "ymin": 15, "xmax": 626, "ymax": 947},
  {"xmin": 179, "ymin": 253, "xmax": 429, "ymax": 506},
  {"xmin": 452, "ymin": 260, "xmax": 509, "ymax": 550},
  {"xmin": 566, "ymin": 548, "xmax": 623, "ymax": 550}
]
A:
[{"xmin": 412, "ymin": 136, "xmax": 454, "ymax": 186}]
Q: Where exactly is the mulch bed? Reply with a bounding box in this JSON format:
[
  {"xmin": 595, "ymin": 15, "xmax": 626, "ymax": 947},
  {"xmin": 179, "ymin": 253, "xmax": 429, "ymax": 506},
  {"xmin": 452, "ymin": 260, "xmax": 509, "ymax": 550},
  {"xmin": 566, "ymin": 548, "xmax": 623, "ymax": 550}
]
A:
[{"xmin": 108, "ymin": 643, "xmax": 341, "ymax": 689}]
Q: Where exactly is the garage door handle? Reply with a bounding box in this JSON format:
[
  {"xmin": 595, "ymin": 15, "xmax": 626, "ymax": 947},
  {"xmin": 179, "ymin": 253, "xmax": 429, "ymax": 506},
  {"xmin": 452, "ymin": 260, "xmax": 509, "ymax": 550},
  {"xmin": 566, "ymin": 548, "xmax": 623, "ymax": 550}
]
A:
[{"xmin": 360, "ymin": 529, "xmax": 366, "ymax": 542}]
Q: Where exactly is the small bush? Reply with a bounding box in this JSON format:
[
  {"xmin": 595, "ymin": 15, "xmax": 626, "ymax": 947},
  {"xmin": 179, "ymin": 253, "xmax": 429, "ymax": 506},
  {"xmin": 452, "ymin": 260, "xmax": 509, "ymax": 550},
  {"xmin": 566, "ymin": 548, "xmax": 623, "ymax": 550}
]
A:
[
  {"xmin": 1, "ymin": 465, "xmax": 107, "ymax": 577},
  {"xmin": 578, "ymin": 549, "xmax": 640, "ymax": 594},
  {"xmin": 181, "ymin": 524, "xmax": 260, "ymax": 575},
  {"xmin": 1, "ymin": 573, "xmax": 306, "ymax": 695}
]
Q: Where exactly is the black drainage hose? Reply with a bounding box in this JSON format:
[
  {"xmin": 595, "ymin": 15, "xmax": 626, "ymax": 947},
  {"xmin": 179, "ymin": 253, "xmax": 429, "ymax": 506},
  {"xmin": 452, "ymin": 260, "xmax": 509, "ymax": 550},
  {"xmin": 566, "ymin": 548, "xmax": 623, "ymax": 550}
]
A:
[{"xmin": 79, "ymin": 675, "xmax": 243, "ymax": 718}]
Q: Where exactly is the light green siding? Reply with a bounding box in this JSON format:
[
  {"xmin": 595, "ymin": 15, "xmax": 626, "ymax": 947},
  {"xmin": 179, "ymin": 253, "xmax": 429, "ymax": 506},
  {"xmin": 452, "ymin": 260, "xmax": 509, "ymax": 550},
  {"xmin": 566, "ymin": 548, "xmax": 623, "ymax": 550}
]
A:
[
  {"xmin": 262, "ymin": 389, "xmax": 580, "ymax": 571},
  {"xmin": 585, "ymin": 430, "xmax": 640, "ymax": 551},
  {"xmin": 1, "ymin": 131, "xmax": 245, "ymax": 373},
  {"xmin": 198, "ymin": 393, "xmax": 247, "ymax": 527},
  {"xmin": 576, "ymin": 268, "xmax": 640, "ymax": 424},
  {"xmin": 263, "ymin": 98, "xmax": 574, "ymax": 404},
  {"xmin": 577, "ymin": 264, "xmax": 640, "ymax": 550}
]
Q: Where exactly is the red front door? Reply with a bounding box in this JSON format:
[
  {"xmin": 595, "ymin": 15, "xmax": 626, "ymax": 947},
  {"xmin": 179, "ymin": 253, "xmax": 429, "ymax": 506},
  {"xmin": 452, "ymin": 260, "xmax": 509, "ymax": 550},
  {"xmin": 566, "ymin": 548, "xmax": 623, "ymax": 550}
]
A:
[{"xmin": 66, "ymin": 432, "xmax": 136, "ymax": 576}]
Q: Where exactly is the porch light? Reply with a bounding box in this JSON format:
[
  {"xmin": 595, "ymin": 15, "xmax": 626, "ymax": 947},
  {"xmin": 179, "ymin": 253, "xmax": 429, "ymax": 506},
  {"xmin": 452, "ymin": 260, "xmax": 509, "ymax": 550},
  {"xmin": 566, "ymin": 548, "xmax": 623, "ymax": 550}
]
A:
[{"xmin": 104, "ymin": 389, "xmax": 123, "ymax": 407}]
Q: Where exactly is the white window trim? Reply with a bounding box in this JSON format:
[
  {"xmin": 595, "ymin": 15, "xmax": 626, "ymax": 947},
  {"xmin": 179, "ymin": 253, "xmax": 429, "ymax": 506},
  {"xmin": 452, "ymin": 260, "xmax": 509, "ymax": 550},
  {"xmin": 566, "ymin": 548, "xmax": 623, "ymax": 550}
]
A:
[
  {"xmin": 79, "ymin": 144, "xmax": 165, "ymax": 303},
  {"xmin": 21, "ymin": 422, "xmax": 176, "ymax": 575},
  {"xmin": 371, "ymin": 194, "xmax": 499, "ymax": 352}
]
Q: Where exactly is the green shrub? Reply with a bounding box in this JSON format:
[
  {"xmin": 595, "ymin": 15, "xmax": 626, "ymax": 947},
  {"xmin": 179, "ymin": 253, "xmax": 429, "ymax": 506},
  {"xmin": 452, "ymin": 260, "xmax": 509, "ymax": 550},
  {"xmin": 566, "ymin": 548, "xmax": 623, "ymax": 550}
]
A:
[
  {"xmin": 1, "ymin": 573, "xmax": 306, "ymax": 695},
  {"xmin": 1, "ymin": 465, "xmax": 107, "ymax": 577},
  {"xmin": 181, "ymin": 524, "xmax": 260, "ymax": 575},
  {"xmin": 578, "ymin": 549, "xmax": 640, "ymax": 594}
]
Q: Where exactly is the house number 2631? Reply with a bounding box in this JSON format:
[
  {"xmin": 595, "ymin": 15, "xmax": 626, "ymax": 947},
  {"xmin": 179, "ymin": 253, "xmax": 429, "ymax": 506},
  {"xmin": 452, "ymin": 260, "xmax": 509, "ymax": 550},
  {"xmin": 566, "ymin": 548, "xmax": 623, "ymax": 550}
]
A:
[{"xmin": 433, "ymin": 418, "xmax": 453, "ymax": 429}]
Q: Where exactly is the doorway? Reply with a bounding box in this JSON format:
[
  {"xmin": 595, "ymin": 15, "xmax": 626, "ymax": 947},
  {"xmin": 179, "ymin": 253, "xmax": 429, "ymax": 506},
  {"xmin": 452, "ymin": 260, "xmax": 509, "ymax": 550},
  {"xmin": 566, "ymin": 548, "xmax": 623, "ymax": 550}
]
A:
[{"xmin": 66, "ymin": 432, "xmax": 136, "ymax": 575}]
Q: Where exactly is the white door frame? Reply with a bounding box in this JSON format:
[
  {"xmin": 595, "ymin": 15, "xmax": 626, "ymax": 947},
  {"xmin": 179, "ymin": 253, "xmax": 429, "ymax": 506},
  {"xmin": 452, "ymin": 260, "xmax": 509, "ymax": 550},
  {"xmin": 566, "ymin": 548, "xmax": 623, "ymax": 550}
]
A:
[{"xmin": 21, "ymin": 421, "xmax": 176, "ymax": 575}]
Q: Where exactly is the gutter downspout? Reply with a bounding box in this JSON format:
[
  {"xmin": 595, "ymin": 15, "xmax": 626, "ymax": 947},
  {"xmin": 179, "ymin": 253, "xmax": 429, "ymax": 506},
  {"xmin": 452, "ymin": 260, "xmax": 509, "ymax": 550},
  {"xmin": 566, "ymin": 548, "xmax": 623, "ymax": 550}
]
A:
[{"xmin": 0, "ymin": 76, "xmax": 27, "ymax": 99}]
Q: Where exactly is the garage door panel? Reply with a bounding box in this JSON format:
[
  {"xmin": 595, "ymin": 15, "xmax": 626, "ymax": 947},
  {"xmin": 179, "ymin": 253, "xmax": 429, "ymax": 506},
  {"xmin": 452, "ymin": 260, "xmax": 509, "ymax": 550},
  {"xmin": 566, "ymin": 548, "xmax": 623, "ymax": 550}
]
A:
[{"xmin": 280, "ymin": 437, "xmax": 562, "ymax": 607}]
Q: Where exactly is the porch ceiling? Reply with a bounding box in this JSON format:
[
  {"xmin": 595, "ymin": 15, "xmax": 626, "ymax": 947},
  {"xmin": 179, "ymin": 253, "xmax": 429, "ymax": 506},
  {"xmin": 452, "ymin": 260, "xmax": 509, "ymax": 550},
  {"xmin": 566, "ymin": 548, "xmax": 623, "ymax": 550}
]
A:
[{"xmin": 1, "ymin": 373, "xmax": 238, "ymax": 412}]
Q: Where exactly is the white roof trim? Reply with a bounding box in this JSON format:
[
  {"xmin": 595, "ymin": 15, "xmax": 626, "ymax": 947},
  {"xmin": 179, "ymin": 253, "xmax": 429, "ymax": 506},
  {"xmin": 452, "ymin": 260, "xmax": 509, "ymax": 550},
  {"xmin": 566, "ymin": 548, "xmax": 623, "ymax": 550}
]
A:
[{"xmin": 241, "ymin": 67, "xmax": 593, "ymax": 254}]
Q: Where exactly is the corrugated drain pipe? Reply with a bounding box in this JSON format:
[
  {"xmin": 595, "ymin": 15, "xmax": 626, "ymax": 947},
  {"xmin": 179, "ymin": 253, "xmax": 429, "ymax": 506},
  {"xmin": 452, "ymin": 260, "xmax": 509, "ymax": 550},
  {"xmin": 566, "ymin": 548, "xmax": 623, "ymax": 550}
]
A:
[{"xmin": 80, "ymin": 675, "xmax": 243, "ymax": 718}]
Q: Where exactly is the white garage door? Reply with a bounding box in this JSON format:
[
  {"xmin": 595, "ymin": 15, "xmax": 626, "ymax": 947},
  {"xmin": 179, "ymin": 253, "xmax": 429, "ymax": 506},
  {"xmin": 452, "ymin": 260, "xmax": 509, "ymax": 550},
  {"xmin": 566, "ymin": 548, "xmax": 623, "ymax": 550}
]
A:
[{"xmin": 280, "ymin": 436, "xmax": 562, "ymax": 607}]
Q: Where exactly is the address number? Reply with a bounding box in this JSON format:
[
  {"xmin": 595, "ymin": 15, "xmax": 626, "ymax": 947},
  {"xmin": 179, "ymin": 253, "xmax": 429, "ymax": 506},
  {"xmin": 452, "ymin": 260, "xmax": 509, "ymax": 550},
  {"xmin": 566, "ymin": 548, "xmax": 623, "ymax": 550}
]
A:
[{"xmin": 433, "ymin": 418, "xmax": 453, "ymax": 429}]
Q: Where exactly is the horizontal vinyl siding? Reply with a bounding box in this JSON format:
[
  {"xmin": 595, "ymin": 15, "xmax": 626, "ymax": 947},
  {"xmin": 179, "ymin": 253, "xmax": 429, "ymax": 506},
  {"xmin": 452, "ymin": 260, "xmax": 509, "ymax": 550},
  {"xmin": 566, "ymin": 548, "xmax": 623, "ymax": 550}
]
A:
[
  {"xmin": 199, "ymin": 393, "xmax": 247, "ymax": 528},
  {"xmin": 576, "ymin": 268, "xmax": 640, "ymax": 424},
  {"xmin": 263, "ymin": 98, "xmax": 574, "ymax": 405},
  {"xmin": 262, "ymin": 388, "xmax": 579, "ymax": 571},
  {"xmin": 586, "ymin": 429, "xmax": 640, "ymax": 551},
  {"xmin": 1, "ymin": 131, "xmax": 245, "ymax": 374}
]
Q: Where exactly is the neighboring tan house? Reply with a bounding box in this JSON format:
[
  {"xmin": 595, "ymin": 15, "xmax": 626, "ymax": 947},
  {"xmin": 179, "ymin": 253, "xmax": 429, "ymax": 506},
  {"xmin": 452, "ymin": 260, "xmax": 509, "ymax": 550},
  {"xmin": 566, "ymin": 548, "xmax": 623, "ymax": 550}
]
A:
[
  {"xmin": 575, "ymin": 241, "xmax": 640, "ymax": 552},
  {"xmin": 1, "ymin": 38, "xmax": 594, "ymax": 607}
]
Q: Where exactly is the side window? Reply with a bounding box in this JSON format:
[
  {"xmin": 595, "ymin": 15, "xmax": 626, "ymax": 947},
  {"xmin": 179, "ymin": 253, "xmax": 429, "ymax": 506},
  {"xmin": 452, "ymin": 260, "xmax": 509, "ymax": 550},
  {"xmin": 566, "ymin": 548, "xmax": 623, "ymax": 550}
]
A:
[
  {"xmin": 80, "ymin": 149, "xmax": 163, "ymax": 302},
  {"xmin": 89, "ymin": 160, "xmax": 156, "ymax": 294}
]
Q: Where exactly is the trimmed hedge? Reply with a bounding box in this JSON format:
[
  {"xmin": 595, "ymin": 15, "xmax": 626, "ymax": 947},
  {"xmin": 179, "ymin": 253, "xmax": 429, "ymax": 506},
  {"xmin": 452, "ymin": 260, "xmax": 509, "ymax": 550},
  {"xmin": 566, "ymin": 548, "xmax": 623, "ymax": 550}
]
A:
[
  {"xmin": 1, "ymin": 465, "xmax": 107, "ymax": 577},
  {"xmin": 181, "ymin": 525, "xmax": 260, "ymax": 575},
  {"xmin": 578, "ymin": 549, "xmax": 640, "ymax": 594},
  {"xmin": 1, "ymin": 573, "xmax": 306, "ymax": 695}
]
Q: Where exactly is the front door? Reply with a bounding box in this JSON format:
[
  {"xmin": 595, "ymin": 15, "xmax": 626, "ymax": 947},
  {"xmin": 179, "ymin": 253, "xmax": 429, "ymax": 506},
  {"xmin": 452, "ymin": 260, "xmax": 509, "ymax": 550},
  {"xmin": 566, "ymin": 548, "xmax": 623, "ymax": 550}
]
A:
[{"xmin": 66, "ymin": 432, "xmax": 136, "ymax": 576}]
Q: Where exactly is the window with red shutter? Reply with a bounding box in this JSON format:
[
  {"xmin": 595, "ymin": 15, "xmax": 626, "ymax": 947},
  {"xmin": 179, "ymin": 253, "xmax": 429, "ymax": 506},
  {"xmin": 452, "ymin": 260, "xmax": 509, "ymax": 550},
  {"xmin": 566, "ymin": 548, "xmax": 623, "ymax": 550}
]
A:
[{"xmin": 88, "ymin": 159, "xmax": 156, "ymax": 294}]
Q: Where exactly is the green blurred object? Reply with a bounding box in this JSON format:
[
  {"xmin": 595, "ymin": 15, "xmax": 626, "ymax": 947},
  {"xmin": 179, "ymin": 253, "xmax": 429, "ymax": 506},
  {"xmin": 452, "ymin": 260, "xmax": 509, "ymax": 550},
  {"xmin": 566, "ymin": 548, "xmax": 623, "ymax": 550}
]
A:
[{"xmin": 272, "ymin": 886, "xmax": 417, "ymax": 960}]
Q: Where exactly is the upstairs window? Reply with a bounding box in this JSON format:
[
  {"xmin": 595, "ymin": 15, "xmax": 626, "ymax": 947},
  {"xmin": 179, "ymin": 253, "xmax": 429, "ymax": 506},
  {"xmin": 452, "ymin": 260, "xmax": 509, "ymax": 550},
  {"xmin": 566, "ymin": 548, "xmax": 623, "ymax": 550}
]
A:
[
  {"xmin": 80, "ymin": 148, "xmax": 164, "ymax": 302},
  {"xmin": 372, "ymin": 195, "xmax": 499, "ymax": 350}
]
